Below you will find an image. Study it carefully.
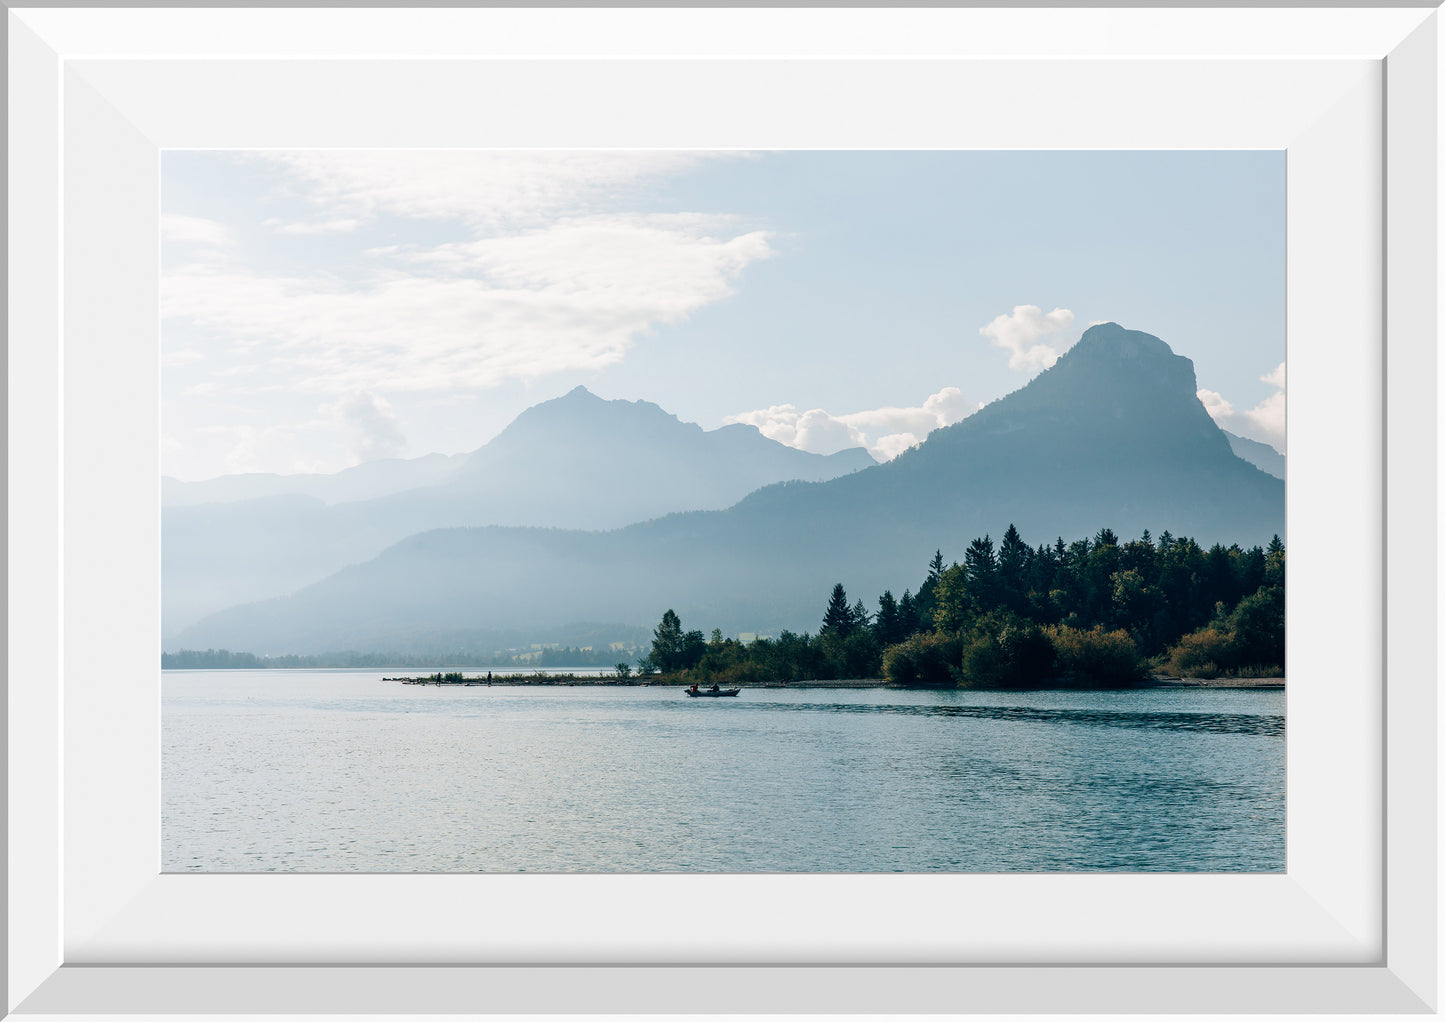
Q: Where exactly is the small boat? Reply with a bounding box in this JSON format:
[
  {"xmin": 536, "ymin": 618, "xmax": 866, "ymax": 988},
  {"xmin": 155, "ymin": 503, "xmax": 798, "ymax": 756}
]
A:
[{"xmin": 684, "ymin": 686, "xmax": 741, "ymax": 698}]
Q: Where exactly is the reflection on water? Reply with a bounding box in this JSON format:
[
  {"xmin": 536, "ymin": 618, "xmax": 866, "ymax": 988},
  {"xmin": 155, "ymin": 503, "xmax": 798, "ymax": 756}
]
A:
[{"xmin": 164, "ymin": 671, "xmax": 1285, "ymax": 874}]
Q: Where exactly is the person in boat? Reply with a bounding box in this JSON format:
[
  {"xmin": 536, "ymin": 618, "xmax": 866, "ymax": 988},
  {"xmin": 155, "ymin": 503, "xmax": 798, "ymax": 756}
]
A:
[
  {"xmin": 710, "ymin": 684, "xmax": 720, "ymax": 692},
  {"xmin": 689, "ymin": 683, "xmax": 699, "ymax": 694}
]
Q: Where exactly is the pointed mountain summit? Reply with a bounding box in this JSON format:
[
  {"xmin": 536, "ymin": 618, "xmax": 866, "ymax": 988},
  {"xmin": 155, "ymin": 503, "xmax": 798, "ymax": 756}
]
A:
[
  {"xmin": 908, "ymin": 322, "xmax": 1227, "ymax": 469},
  {"xmin": 176, "ymin": 326, "xmax": 1285, "ymax": 655},
  {"xmin": 449, "ymin": 386, "xmax": 873, "ymax": 502},
  {"xmin": 162, "ymin": 387, "xmax": 873, "ymax": 641}
]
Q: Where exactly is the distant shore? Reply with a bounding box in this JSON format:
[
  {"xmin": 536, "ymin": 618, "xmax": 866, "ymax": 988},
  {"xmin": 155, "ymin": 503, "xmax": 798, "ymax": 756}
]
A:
[{"xmin": 385, "ymin": 673, "xmax": 1283, "ymax": 690}]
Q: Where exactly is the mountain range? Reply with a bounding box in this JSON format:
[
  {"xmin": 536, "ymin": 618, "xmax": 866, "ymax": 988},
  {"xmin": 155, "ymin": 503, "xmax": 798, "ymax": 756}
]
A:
[
  {"xmin": 172, "ymin": 323, "xmax": 1286, "ymax": 656},
  {"xmin": 163, "ymin": 391, "xmax": 874, "ymax": 638},
  {"xmin": 1223, "ymin": 430, "xmax": 1286, "ymax": 479}
]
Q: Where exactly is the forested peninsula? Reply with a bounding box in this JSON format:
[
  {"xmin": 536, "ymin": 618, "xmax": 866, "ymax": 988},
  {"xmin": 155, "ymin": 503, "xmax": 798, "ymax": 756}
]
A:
[
  {"xmin": 165, "ymin": 524, "xmax": 1284, "ymax": 690},
  {"xmin": 638, "ymin": 524, "xmax": 1285, "ymax": 689}
]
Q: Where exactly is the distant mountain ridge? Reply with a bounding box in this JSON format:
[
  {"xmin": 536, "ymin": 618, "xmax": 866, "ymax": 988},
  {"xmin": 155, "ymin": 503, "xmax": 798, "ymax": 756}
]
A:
[
  {"xmin": 162, "ymin": 452, "xmax": 465, "ymax": 508},
  {"xmin": 1224, "ymin": 430, "xmax": 1285, "ymax": 479},
  {"xmin": 163, "ymin": 389, "xmax": 874, "ymax": 640},
  {"xmin": 175, "ymin": 324, "xmax": 1287, "ymax": 655}
]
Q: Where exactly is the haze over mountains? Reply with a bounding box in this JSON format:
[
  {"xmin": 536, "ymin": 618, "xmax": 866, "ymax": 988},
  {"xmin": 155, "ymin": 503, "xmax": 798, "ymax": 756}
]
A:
[
  {"xmin": 163, "ymin": 390, "xmax": 874, "ymax": 638},
  {"xmin": 1223, "ymin": 430, "xmax": 1285, "ymax": 479},
  {"xmin": 172, "ymin": 324, "xmax": 1287, "ymax": 656}
]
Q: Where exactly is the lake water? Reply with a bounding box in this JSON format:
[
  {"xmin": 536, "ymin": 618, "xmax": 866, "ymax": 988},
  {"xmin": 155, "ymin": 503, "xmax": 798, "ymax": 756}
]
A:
[{"xmin": 163, "ymin": 670, "xmax": 1285, "ymax": 873}]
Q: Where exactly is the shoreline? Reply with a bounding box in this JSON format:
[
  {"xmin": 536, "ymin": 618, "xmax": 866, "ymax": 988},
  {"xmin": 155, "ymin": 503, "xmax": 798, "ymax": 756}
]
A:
[
  {"xmin": 386, "ymin": 674, "xmax": 1285, "ymax": 691},
  {"xmin": 1144, "ymin": 675, "xmax": 1285, "ymax": 689}
]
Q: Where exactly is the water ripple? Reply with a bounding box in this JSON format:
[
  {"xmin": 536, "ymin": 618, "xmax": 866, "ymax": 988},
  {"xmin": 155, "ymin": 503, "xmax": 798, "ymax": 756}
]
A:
[{"xmin": 670, "ymin": 699, "xmax": 1285, "ymax": 737}]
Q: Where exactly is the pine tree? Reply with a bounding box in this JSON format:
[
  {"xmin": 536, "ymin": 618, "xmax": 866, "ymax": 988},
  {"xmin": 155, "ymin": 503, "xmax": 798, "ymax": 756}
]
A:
[
  {"xmin": 650, "ymin": 609, "xmax": 686, "ymax": 672},
  {"xmin": 822, "ymin": 583, "xmax": 854, "ymax": 638},
  {"xmin": 898, "ymin": 589, "xmax": 917, "ymax": 636},
  {"xmin": 1264, "ymin": 535, "xmax": 1286, "ymax": 589},
  {"xmin": 964, "ymin": 535, "xmax": 998, "ymax": 612},
  {"xmin": 997, "ymin": 524, "xmax": 1030, "ymax": 612},
  {"xmin": 915, "ymin": 551, "xmax": 945, "ymax": 631},
  {"xmin": 875, "ymin": 590, "xmax": 904, "ymax": 645}
]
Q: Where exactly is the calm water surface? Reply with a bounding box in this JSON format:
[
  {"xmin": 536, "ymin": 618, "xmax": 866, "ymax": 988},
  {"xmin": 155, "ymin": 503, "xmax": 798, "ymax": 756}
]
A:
[{"xmin": 163, "ymin": 670, "xmax": 1284, "ymax": 873}]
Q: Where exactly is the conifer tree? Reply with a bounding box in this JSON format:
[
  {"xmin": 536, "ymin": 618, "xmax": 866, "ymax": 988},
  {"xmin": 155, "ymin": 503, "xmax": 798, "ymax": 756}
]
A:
[
  {"xmin": 997, "ymin": 524, "xmax": 1030, "ymax": 612},
  {"xmin": 964, "ymin": 535, "xmax": 998, "ymax": 612},
  {"xmin": 898, "ymin": 589, "xmax": 918, "ymax": 637},
  {"xmin": 875, "ymin": 590, "xmax": 904, "ymax": 645},
  {"xmin": 822, "ymin": 583, "xmax": 854, "ymax": 638},
  {"xmin": 650, "ymin": 609, "xmax": 685, "ymax": 672}
]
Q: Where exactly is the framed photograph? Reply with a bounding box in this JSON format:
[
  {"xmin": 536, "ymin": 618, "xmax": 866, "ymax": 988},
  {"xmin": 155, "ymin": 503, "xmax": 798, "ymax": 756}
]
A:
[{"xmin": 9, "ymin": 6, "xmax": 1436, "ymax": 1014}]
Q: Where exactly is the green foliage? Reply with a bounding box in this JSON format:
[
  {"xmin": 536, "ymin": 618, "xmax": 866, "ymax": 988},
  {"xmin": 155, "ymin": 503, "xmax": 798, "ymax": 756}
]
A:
[
  {"xmin": 1047, "ymin": 624, "xmax": 1146, "ymax": 686},
  {"xmin": 1163, "ymin": 626, "xmax": 1233, "ymax": 678},
  {"xmin": 822, "ymin": 583, "xmax": 855, "ymax": 638},
  {"xmin": 649, "ymin": 609, "xmax": 706, "ymax": 673},
  {"xmin": 636, "ymin": 523, "xmax": 1282, "ymax": 691},
  {"xmin": 963, "ymin": 535, "xmax": 998, "ymax": 612},
  {"xmin": 874, "ymin": 590, "xmax": 906, "ymax": 646},
  {"xmin": 1227, "ymin": 585, "xmax": 1284, "ymax": 668},
  {"xmin": 881, "ymin": 632, "xmax": 963, "ymax": 687},
  {"xmin": 615, "ymin": 662, "xmax": 632, "ymax": 679},
  {"xmin": 931, "ymin": 563, "xmax": 971, "ymax": 634},
  {"xmin": 955, "ymin": 612, "xmax": 1055, "ymax": 688},
  {"xmin": 1163, "ymin": 584, "xmax": 1283, "ymax": 677}
]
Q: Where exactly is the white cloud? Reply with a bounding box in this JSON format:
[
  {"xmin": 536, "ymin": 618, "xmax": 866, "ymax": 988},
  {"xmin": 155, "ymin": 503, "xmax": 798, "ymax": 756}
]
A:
[
  {"xmin": 726, "ymin": 386, "xmax": 982, "ymax": 461},
  {"xmin": 274, "ymin": 218, "xmax": 363, "ymax": 236},
  {"xmin": 253, "ymin": 150, "xmax": 732, "ymax": 231},
  {"xmin": 725, "ymin": 404, "xmax": 806, "ymax": 448},
  {"xmin": 161, "ymin": 214, "xmax": 232, "ymax": 249},
  {"xmin": 1195, "ymin": 388, "xmax": 1234, "ymax": 419},
  {"xmin": 979, "ymin": 305, "xmax": 1074, "ymax": 372},
  {"xmin": 793, "ymin": 409, "xmax": 864, "ymax": 456},
  {"xmin": 1241, "ymin": 389, "xmax": 1285, "ymax": 450},
  {"xmin": 331, "ymin": 392, "xmax": 407, "ymax": 463},
  {"xmin": 162, "ymin": 215, "xmax": 775, "ymax": 396},
  {"xmin": 1197, "ymin": 360, "xmax": 1286, "ymax": 453},
  {"xmin": 161, "ymin": 151, "xmax": 772, "ymax": 477},
  {"xmin": 871, "ymin": 432, "xmax": 926, "ymax": 461}
]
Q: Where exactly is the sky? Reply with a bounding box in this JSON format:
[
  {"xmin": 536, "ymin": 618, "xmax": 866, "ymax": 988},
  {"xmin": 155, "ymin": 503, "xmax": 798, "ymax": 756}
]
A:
[{"xmin": 161, "ymin": 150, "xmax": 1285, "ymax": 481}]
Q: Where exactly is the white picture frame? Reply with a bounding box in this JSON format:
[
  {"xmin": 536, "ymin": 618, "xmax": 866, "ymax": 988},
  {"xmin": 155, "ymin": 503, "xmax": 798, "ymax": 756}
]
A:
[{"xmin": 8, "ymin": 6, "xmax": 1437, "ymax": 1015}]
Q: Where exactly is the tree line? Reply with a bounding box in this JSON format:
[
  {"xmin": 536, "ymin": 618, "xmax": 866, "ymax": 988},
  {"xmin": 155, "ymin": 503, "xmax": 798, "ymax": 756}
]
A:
[{"xmin": 638, "ymin": 524, "xmax": 1285, "ymax": 688}]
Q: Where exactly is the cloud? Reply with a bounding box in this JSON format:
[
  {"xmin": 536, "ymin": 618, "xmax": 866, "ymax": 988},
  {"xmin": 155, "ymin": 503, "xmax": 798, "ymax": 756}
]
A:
[
  {"xmin": 979, "ymin": 305, "xmax": 1074, "ymax": 372},
  {"xmin": 726, "ymin": 386, "xmax": 982, "ymax": 461},
  {"xmin": 163, "ymin": 215, "xmax": 775, "ymax": 396},
  {"xmin": 1261, "ymin": 361, "xmax": 1285, "ymax": 390},
  {"xmin": 252, "ymin": 150, "xmax": 733, "ymax": 231},
  {"xmin": 793, "ymin": 409, "xmax": 863, "ymax": 456},
  {"xmin": 1195, "ymin": 388, "xmax": 1234, "ymax": 419},
  {"xmin": 161, "ymin": 214, "xmax": 232, "ymax": 249},
  {"xmin": 161, "ymin": 151, "xmax": 772, "ymax": 477},
  {"xmin": 331, "ymin": 392, "xmax": 407, "ymax": 463},
  {"xmin": 870, "ymin": 432, "xmax": 927, "ymax": 461},
  {"xmin": 273, "ymin": 218, "xmax": 363, "ymax": 236},
  {"xmin": 1197, "ymin": 361, "xmax": 1286, "ymax": 453}
]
